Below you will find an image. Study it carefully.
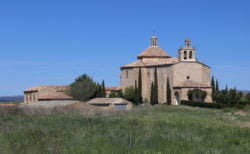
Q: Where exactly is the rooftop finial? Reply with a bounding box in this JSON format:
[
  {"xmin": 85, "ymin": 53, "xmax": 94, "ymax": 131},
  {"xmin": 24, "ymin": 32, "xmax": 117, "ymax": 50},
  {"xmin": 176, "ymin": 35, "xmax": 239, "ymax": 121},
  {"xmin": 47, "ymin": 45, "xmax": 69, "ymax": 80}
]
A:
[
  {"xmin": 184, "ymin": 37, "xmax": 191, "ymax": 48},
  {"xmin": 151, "ymin": 36, "xmax": 158, "ymax": 46}
]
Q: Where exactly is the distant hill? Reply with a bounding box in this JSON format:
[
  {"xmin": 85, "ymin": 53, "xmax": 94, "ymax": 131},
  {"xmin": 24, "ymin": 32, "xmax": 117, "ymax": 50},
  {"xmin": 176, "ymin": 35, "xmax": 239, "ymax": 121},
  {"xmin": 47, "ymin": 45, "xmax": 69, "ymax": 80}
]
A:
[{"xmin": 0, "ymin": 95, "xmax": 24, "ymax": 103}]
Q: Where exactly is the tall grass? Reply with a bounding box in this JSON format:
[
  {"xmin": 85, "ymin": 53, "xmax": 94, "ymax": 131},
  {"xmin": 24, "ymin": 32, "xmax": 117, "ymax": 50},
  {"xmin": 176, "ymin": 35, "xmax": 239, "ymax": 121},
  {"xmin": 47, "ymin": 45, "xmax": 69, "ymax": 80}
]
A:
[{"xmin": 0, "ymin": 105, "xmax": 249, "ymax": 153}]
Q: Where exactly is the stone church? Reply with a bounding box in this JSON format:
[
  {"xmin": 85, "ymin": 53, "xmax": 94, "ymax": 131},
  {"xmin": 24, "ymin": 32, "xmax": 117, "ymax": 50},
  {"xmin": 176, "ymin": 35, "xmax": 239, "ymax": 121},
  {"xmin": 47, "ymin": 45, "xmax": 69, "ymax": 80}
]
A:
[{"xmin": 120, "ymin": 36, "xmax": 212, "ymax": 105}]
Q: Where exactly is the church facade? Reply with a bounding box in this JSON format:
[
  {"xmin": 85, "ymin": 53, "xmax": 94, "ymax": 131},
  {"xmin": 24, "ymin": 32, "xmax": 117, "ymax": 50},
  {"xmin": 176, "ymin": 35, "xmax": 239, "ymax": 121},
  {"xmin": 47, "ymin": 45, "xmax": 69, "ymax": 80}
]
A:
[{"xmin": 120, "ymin": 36, "xmax": 212, "ymax": 105}]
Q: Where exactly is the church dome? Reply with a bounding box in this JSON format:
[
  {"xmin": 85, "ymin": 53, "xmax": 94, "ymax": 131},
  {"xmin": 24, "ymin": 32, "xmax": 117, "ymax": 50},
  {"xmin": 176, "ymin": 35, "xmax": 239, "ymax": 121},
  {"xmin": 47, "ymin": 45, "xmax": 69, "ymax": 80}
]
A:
[{"xmin": 137, "ymin": 36, "xmax": 171, "ymax": 59}]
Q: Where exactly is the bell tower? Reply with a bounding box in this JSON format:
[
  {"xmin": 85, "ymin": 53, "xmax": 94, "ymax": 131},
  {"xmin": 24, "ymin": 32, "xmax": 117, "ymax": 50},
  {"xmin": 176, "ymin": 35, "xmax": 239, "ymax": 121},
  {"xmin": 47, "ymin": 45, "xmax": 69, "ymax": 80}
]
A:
[
  {"xmin": 178, "ymin": 38, "xmax": 196, "ymax": 61},
  {"xmin": 150, "ymin": 36, "xmax": 158, "ymax": 46}
]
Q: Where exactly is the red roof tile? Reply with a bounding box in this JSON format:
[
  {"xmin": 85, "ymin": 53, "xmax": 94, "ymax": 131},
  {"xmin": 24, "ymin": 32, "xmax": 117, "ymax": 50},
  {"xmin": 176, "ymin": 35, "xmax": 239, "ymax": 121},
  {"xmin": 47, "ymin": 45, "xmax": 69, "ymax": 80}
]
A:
[
  {"xmin": 137, "ymin": 46, "xmax": 171, "ymax": 59},
  {"xmin": 105, "ymin": 86, "xmax": 122, "ymax": 91},
  {"xmin": 24, "ymin": 85, "xmax": 69, "ymax": 92},
  {"xmin": 121, "ymin": 58, "xmax": 179, "ymax": 68},
  {"xmin": 38, "ymin": 92, "xmax": 73, "ymax": 100}
]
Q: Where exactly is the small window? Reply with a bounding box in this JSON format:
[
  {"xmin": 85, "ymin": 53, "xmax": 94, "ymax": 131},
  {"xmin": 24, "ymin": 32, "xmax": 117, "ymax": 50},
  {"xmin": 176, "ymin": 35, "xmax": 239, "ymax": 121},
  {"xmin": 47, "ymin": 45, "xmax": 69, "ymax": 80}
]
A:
[
  {"xmin": 126, "ymin": 71, "xmax": 129, "ymax": 78},
  {"xmin": 148, "ymin": 72, "xmax": 150, "ymax": 77},
  {"xmin": 189, "ymin": 51, "xmax": 192, "ymax": 59},
  {"xmin": 187, "ymin": 76, "xmax": 190, "ymax": 80},
  {"xmin": 184, "ymin": 51, "xmax": 187, "ymax": 60}
]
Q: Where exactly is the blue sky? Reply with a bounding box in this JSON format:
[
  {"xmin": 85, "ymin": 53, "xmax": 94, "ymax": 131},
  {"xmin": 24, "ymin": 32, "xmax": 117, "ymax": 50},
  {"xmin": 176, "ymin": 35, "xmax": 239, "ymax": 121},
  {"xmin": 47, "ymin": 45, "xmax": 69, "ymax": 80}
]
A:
[{"xmin": 0, "ymin": 0, "xmax": 250, "ymax": 96}]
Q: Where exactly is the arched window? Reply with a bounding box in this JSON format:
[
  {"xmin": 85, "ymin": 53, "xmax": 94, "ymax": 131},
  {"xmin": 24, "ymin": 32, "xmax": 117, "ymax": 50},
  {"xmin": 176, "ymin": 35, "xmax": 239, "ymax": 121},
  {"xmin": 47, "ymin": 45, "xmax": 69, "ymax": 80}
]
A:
[
  {"xmin": 184, "ymin": 51, "xmax": 187, "ymax": 60},
  {"xmin": 126, "ymin": 71, "xmax": 129, "ymax": 78},
  {"xmin": 189, "ymin": 51, "xmax": 192, "ymax": 59}
]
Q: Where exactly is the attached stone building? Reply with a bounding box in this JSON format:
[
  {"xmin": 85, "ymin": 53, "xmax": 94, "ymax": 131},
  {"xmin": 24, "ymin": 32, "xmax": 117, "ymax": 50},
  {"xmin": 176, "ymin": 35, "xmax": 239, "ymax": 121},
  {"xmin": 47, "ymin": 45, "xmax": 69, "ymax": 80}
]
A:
[
  {"xmin": 24, "ymin": 85, "xmax": 73, "ymax": 104},
  {"xmin": 120, "ymin": 36, "xmax": 212, "ymax": 105}
]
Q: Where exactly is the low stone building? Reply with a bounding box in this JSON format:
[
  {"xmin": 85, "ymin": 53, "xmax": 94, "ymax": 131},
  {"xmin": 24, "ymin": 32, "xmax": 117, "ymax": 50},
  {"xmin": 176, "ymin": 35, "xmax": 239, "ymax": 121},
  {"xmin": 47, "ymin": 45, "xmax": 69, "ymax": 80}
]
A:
[
  {"xmin": 24, "ymin": 85, "xmax": 73, "ymax": 104},
  {"xmin": 120, "ymin": 36, "xmax": 212, "ymax": 104},
  {"xmin": 86, "ymin": 98, "xmax": 132, "ymax": 111}
]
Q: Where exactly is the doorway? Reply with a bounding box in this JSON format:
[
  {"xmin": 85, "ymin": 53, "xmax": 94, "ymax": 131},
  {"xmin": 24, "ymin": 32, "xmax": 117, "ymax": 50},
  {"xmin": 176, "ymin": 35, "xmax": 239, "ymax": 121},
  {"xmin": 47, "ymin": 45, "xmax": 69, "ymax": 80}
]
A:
[{"xmin": 175, "ymin": 92, "xmax": 180, "ymax": 105}]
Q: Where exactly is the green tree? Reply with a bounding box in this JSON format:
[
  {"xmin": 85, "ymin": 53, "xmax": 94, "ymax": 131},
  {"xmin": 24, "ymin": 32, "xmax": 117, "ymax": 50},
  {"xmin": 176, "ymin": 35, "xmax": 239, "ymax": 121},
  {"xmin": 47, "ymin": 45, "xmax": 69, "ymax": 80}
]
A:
[
  {"xmin": 246, "ymin": 93, "xmax": 250, "ymax": 101},
  {"xmin": 108, "ymin": 90, "xmax": 123, "ymax": 98},
  {"xmin": 109, "ymin": 91, "xmax": 118, "ymax": 98},
  {"xmin": 227, "ymin": 88, "xmax": 243, "ymax": 105},
  {"xmin": 166, "ymin": 78, "xmax": 171, "ymax": 105},
  {"xmin": 134, "ymin": 80, "xmax": 139, "ymax": 104},
  {"xmin": 154, "ymin": 68, "xmax": 158, "ymax": 104},
  {"xmin": 117, "ymin": 90, "xmax": 123, "ymax": 98},
  {"xmin": 123, "ymin": 86, "xmax": 136, "ymax": 103},
  {"xmin": 216, "ymin": 79, "xmax": 219, "ymax": 92},
  {"xmin": 211, "ymin": 76, "xmax": 216, "ymax": 101},
  {"xmin": 187, "ymin": 89, "xmax": 207, "ymax": 102},
  {"xmin": 138, "ymin": 68, "xmax": 142, "ymax": 103},
  {"xmin": 150, "ymin": 68, "xmax": 159, "ymax": 105},
  {"xmin": 101, "ymin": 80, "xmax": 106, "ymax": 97},
  {"xmin": 150, "ymin": 82, "xmax": 155, "ymax": 105},
  {"xmin": 217, "ymin": 89, "xmax": 229, "ymax": 104},
  {"xmin": 68, "ymin": 74, "xmax": 100, "ymax": 102}
]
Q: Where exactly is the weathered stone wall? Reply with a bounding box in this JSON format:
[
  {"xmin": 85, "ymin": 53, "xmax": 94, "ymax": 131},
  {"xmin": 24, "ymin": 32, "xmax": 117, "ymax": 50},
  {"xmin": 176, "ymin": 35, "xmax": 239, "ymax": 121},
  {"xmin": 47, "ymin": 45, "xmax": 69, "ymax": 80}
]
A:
[
  {"xmin": 120, "ymin": 68, "xmax": 136, "ymax": 90},
  {"xmin": 141, "ymin": 66, "xmax": 173, "ymax": 104},
  {"xmin": 202, "ymin": 65, "xmax": 211, "ymax": 86},
  {"xmin": 24, "ymin": 92, "xmax": 38, "ymax": 104},
  {"xmin": 24, "ymin": 88, "xmax": 57, "ymax": 104},
  {"xmin": 121, "ymin": 66, "xmax": 173, "ymax": 104},
  {"xmin": 172, "ymin": 62, "xmax": 210, "ymax": 86}
]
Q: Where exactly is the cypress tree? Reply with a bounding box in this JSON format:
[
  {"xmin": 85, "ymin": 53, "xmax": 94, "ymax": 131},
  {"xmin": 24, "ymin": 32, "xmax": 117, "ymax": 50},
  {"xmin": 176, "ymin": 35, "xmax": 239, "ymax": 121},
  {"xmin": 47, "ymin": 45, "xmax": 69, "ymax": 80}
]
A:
[
  {"xmin": 138, "ymin": 68, "xmax": 142, "ymax": 103},
  {"xmin": 101, "ymin": 80, "xmax": 106, "ymax": 97},
  {"xmin": 154, "ymin": 68, "xmax": 158, "ymax": 104},
  {"xmin": 216, "ymin": 79, "xmax": 219, "ymax": 92},
  {"xmin": 134, "ymin": 80, "xmax": 138, "ymax": 105},
  {"xmin": 166, "ymin": 78, "xmax": 171, "ymax": 105},
  {"xmin": 211, "ymin": 76, "xmax": 215, "ymax": 101},
  {"xmin": 150, "ymin": 82, "xmax": 154, "ymax": 105}
]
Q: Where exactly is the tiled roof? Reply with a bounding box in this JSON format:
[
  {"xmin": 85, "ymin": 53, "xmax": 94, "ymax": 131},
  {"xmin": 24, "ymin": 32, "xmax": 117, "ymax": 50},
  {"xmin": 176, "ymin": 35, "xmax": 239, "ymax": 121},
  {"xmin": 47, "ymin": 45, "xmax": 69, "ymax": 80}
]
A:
[
  {"xmin": 38, "ymin": 92, "xmax": 73, "ymax": 100},
  {"xmin": 137, "ymin": 46, "xmax": 171, "ymax": 59},
  {"xmin": 105, "ymin": 86, "xmax": 122, "ymax": 91},
  {"xmin": 121, "ymin": 58, "xmax": 179, "ymax": 68},
  {"xmin": 86, "ymin": 98, "xmax": 132, "ymax": 105},
  {"xmin": 24, "ymin": 85, "xmax": 69, "ymax": 92},
  {"xmin": 174, "ymin": 80, "xmax": 211, "ymax": 88}
]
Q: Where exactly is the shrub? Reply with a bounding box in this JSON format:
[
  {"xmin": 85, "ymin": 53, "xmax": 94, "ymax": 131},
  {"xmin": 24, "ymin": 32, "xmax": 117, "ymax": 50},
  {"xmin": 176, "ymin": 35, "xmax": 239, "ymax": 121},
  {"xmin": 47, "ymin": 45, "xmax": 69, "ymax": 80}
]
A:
[
  {"xmin": 187, "ymin": 89, "xmax": 207, "ymax": 102},
  {"xmin": 246, "ymin": 93, "xmax": 250, "ymax": 101},
  {"xmin": 123, "ymin": 86, "xmax": 136, "ymax": 103},
  {"xmin": 180, "ymin": 100, "xmax": 245, "ymax": 109},
  {"xmin": 108, "ymin": 90, "xmax": 123, "ymax": 98}
]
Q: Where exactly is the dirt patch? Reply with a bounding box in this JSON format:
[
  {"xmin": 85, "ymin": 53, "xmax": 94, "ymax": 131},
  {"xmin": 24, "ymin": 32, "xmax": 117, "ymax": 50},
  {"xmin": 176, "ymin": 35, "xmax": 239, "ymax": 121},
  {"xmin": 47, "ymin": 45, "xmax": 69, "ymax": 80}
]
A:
[
  {"xmin": 234, "ymin": 121, "xmax": 250, "ymax": 128},
  {"xmin": 234, "ymin": 110, "xmax": 247, "ymax": 116}
]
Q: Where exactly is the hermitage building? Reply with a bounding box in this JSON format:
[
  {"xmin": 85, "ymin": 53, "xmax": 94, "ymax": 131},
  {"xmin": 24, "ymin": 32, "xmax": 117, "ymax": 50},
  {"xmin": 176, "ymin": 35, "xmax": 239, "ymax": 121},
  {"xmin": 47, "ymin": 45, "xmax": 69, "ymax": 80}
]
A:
[{"xmin": 120, "ymin": 36, "xmax": 212, "ymax": 105}]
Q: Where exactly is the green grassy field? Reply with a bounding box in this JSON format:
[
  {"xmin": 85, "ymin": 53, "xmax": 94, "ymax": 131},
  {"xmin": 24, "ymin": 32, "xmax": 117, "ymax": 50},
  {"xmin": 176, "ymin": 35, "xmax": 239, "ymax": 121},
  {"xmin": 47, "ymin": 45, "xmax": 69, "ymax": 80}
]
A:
[{"xmin": 0, "ymin": 105, "xmax": 250, "ymax": 154}]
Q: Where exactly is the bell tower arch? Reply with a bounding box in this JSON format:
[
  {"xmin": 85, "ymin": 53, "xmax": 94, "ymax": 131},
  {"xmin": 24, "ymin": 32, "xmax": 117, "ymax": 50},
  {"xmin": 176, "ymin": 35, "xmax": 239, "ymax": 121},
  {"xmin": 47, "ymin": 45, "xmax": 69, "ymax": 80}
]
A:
[{"xmin": 178, "ymin": 38, "xmax": 196, "ymax": 62}]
